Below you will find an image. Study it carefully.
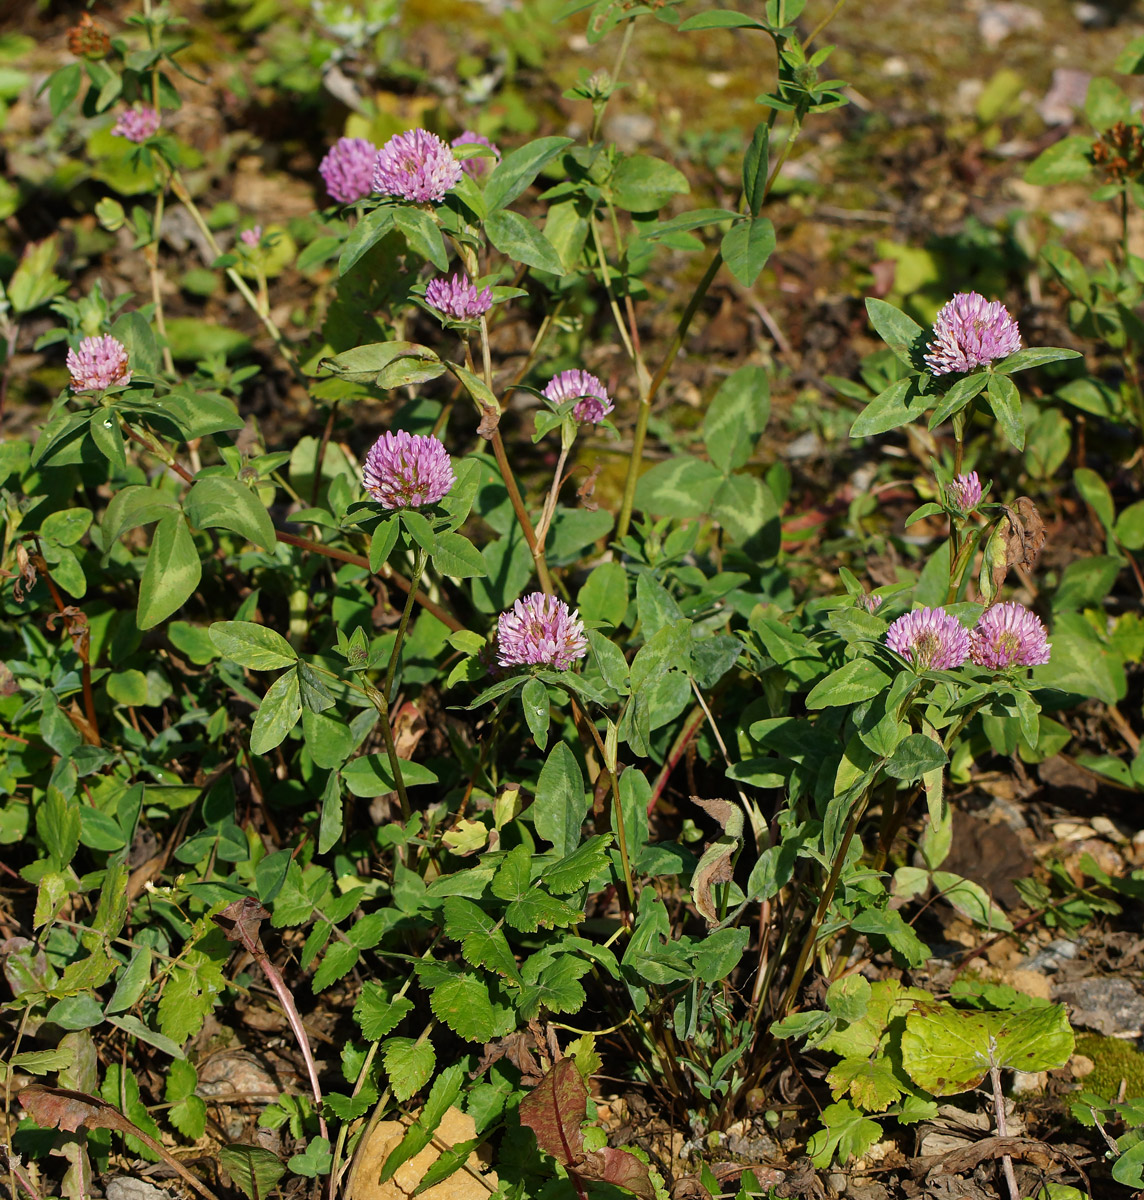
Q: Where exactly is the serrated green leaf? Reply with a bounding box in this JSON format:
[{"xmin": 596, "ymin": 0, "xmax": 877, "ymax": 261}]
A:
[
  {"xmin": 381, "ymin": 1064, "xmax": 465, "ymax": 1182},
  {"xmin": 807, "ymin": 1100, "xmax": 881, "ymax": 1168},
  {"xmin": 429, "ymin": 973, "xmax": 511, "ymax": 1041},
  {"xmin": 443, "ymin": 897, "xmax": 522, "ymax": 983},
  {"xmin": 219, "ymin": 1144, "xmax": 286, "ymax": 1200},
  {"xmin": 539, "ymin": 834, "xmax": 612, "ymax": 894},
  {"xmin": 354, "ymin": 984, "xmax": 414, "ymax": 1041}
]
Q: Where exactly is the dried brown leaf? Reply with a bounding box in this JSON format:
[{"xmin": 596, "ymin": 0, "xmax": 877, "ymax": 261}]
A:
[
  {"xmin": 690, "ymin": 798, "xmax": 743, "ymax": 926},
  {"xmin": 576, "ymin": 465, "xmax": 601, "ymax": 512},
  {"xmin": 691, "ymin": 797, "xmax": 737, "ymax": 832},
  {"xmin": 473, "ymin": 1031, "xmax": 544, "ymax": 1085},
  {"xmin": 477, "ymin": 404, "xmax": 500, "ymax": 440},
  {"xmin": 1003, "ymin": 497, "xmax": 1046, "ymax": 570},
  {"xmin": 19, "ymin": 1086, "xmax": 218, "ymax": 1200},
  {"xmin": 213, "ymin": 897, "xmax": 270, "ymax": 947},
  {"xmin": 13, "ymin": 544, "xmax": 36, "ymax": 603}
]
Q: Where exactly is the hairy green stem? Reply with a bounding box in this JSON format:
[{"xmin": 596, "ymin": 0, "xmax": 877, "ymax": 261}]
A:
[
  {"xmin": 363, "ymin": 546, "xmax": 429, "ymax": 825},
  {"xmin": 462, "ymin": 337, "xmax": 555, "ymax": 594},
  {"xmin": 384, "ymin": 546, "xmax": 427, "ymax": 704},
  {"xmin": 590, "ymin": 19, "xmax": 636, "ymax": 145},
  {"xmin": 616, "ymin": 250, "xmax": 723, "ymax": 540},
  {"xmin": 167, "ymin": 172, "xmax": 309, "ymax": 392},
  {"xmin": 342, "ymin": 1018, "xmax": 436, "ymax": 1197}
]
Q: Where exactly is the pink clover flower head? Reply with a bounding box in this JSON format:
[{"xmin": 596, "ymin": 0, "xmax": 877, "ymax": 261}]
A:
[
  {"xmin": 425, "ymin": 274, "xmax": 494, "ymax": 321},
  {"xmin": 542, "ymin": 368, "xmax": 615, "ymax": 425},
  {"xmin": 947, "ymin": 471, "xmax": 983, "ymax": 514},
  {"xmin": 112, "ymin": 105, "xmax": 160, "ymax": 143},
  {"xmin": 319, "ymin": 136, "xmax": 378, "ymax": 204},
  {"xmin": 859, "ymin": 593, "xmax": 883, "ymax": 614},
  {"xmin": 497, "ymin": 592, "xmax": 588, "ymax": 672},
  {"xmin": 362, "ymin": 430, "xmax": 455, "ymax": 510},
  {"xmin": 924, "ymin": 291, "xmax": 1022, "ymax": 376},
  {"xmin": 373, "ymin": 129, "xmax": 463, "ymax": 203},
  {"xmin": 885, "ymin": 606, "xmax": 970, "ymax": 671},
  {"xmin": 452, "ymin": 130, "xmax": 501, "ymax": 179},
  {"xmin": 969, "ymin": 602, "xmax": 1052, "ymax": 670},
  {"xmin": 241, "ymin": 226, "xmax": 262, "ymax": 247},
  {"xmin": 66, "ymin": 335, "xmax": 132, "ymax": 393}
]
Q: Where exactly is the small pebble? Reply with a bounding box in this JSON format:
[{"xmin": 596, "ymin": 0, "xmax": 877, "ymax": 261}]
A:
[
  {"xmin": 1074, "ymin": 1, "xmax": 1115, "ymax": 28},
  {"xmin": 979, "ymin": 2, "xmax": 1044, "ymax": 49}
]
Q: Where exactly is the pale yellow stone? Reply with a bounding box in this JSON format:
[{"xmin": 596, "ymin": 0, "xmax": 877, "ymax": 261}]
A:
[{"xmin": 350, "ymin": 1106, "xmax": 496, "ymax": 1200}]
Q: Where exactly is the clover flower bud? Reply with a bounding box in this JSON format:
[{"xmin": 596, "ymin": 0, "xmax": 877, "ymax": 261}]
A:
[
  {"xmin": 66, "ymin": 335, "xmax": 132, "ymax": 393},
  {"xmin": 425, "ymin": 274, "xmax": 494, "ymax": 321},
  {"xmin": 112, "ymin": 106, "xmax": 161, "ymax": 143},
  {"xmin": 452, "ymin": 131, "xmax": 501, "ymax": 179},
  {"xmin": 924, "ymin": 292, "xmax": 1021, "ymax": 376},
  {"xmin": 67, "ymin": 13, "xmax": 111, "ymax": 59},
  {"xmin": 969, "ymin": 602, "xmax": 1052, "ymax": 670},
  {"xmin": 859, "ymin": 593, "xmax": 883, "ymax": 614},
  {"xmin": 319, "ymin": 137, "xmax": 378, "ymax": 204},
  {"xmin": 542, "ymin": 368, "xmax": 614, "ymax": 425},
  {"xmin": 947, "ymin": 471, "xmax": 983, "ymax": 514},
  {"xmin": 496, "ymin": 592, "xmax": 587, "ymax": 671},
  {"xmin": 885, "ymin": 607, "xmax": 970, "ymax": 671},
  {"xmin": 362, "ymin": 430, "xmax": 454, "ymax": 510},
  {"xmin": 241, "ymin": 226, "xmax": 262, "ymax": 247},
  {"xmin": 373, "ymin": 129, "xmax": 463, "ymax": 203}
]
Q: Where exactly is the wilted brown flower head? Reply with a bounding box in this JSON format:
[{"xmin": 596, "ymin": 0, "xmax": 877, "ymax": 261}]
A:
[
  {"xmin": 1092, "ymin": 121, "xmax": 1144, "ymax": 183},
  {"xmin": 67, "ymin": 13, "xmax": 111, "ymax": 60}
]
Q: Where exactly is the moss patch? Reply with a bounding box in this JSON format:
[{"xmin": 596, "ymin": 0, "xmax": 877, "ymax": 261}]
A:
[{"xmin": 1075, "ymin": 1034, "xmax": 1144, "ymax": 1102}]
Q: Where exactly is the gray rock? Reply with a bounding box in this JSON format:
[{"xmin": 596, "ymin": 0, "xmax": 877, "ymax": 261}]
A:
[
  {"xmin": 979, "ymin": 2, "xmax": 1044, "ymax": 49},
  {"xmin": 1074, "ymin": 1, "xmax": 1116, "ymax": 28},
  {"xmin": 1039, "ymin": 68, "xmax": 1092, "ymax": 126},
  {"xmin": 602, "ymin": 113, "xmax": 656, "ymax": 154},
  {"xmin": 106, "ymin": 1180, "xmax": 172, "ymax": 1200},
  {"xmin": 1054, "ymin": 975, "xmax": 1144, "ymax": 1037},
  {"xmin": 1024, "ymin": 937, "xmax": 1083, "ymax": 973}
]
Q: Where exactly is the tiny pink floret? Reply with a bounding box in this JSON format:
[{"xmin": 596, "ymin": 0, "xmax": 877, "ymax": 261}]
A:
[
  {"xmin": 497, "ymin": 592, "xmax": 587, "ymax": 672},
  {"xmin": 924, "ymin": 292, "xmax": 1022, "ymax": 376},
  {"xmin": 112, "ymin": 106, "xmax": 160, "ymax": 143},
  {"xmin": 373, "ymin": 129, "xmax": 463, "ymax": 203},
  {"xmin": 241, "ymin": 226, "xmax": 262, "ymax": 247},
  {"xmin": 452, "ymin": 130, "xmax": 500, "ymax": 179},
  {"xmin": 885, "ymin": 606, "xmax": 970, "ymax": 671},
  {"xmin": 425, "ymin": 274, "xmax": 494, "ymax": 321},
  {"xmin": 542, "ymin": 369, "xmax": 615, "ymax": 425},
  {"xmin": 66, "ymin": 335, "xmax": 132, "ymax": 393},
  {"xmin": 319, "ymin": 137, "xmax": 378, "ymax": 204},
  {"xmin": 969, "ymin": 602, "xmax": 1052, "ymax": 670},
  {"xmin": 362, "ymin": 430, "xmax": 455, "ymax": 510}
]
